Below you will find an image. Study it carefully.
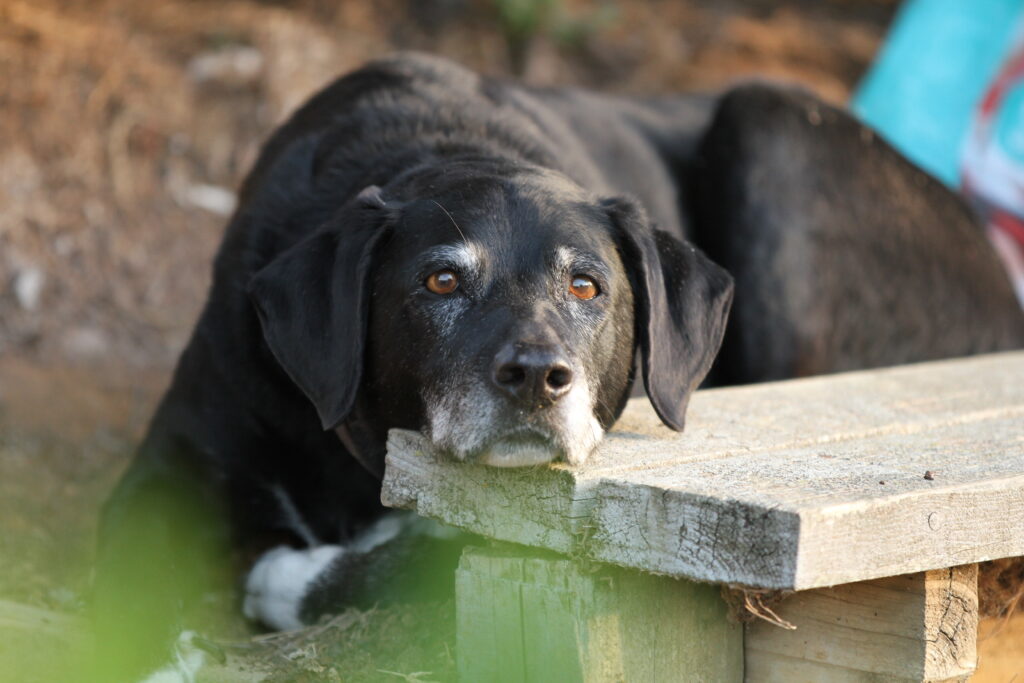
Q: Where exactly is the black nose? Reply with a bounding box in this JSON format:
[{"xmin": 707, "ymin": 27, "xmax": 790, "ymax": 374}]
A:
[{"xmin": 492, "ymin": 343, "xmax": 574, "ymax": 407}]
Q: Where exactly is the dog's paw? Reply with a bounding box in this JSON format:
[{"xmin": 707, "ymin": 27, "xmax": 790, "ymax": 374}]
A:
[{"xmin": 243, "ymin": 545, "xmax": 343, "ymax": 631}]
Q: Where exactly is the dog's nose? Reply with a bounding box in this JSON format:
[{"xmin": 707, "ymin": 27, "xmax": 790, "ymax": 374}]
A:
[{"xmin": 492, "ymin": 343, "xmax": 574, "ymax": 407}]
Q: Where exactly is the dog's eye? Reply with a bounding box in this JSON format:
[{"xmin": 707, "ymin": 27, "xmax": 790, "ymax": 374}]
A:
[
  {"xmin": 569, "ymin": 275, "xmax": 599, "ymax": 300},
  {"xmin": 425, "ymin": 269, "xmax": 459, "ymax": 295}
]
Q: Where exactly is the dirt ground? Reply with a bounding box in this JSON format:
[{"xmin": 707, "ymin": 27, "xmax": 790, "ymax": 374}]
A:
[{"xmin": 1, "ymin": 0, "xmax": 1020, "ymax": 680}]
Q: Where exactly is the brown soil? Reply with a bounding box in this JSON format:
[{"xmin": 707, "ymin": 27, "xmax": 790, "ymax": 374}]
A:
[
  {"xmin": 0, "ymin": 0, "xmax": 899, "ymax": 608},
  {"xmin": 0, "ymin": 0, "xmax": 896, "ymax": 374},
  {"xmin": 2, "ymin": 0, "xmax": 1020, "ymax": 679}
]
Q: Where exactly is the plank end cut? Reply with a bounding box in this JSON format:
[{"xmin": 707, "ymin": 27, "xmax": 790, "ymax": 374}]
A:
[{"xmin": 746, "ymin": 565, "xmax": 978, "ymax": 682}]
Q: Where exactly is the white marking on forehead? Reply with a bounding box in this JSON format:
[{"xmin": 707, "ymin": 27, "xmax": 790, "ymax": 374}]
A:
[
  {"xmin": 554, "ymin": 245, "xmax": 608, "ymax": 277},
  {"xmin": 555, "ymin": 246, "xmax": 582, "ymax": 270},
  {"xmin": 428, "ymin": 242, "xmax": 485, "ymax": 273}
]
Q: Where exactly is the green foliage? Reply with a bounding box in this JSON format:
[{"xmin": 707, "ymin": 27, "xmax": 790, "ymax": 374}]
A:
[
  {"xmin": 494, "ymin": 0, "xmax": 559, "ymax": 43},
  {"xmin": 491, "ymin": 0, "xmax": 620, "ymax": 72}
]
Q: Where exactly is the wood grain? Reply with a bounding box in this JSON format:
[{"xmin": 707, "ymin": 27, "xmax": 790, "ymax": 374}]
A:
[
  {"xmin": 745, "ymin": 565, "xmax": 978, "ymax": 682},
  {"xmin": 382, "ymin": 352, "xmax": 1024, "ymax": 589},
  {"xmin": 455, "ymin": 545, "xmax": 742, "ymax": 683}
]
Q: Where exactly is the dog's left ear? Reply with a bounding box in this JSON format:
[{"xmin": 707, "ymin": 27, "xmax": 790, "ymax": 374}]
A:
[
  {"xmin": 248, "ymin": 186, "xmax": 392, "ymax": 430},
  {"xmin": 603, "ymin": 197, "xmax": 734, "ymax": 431}
]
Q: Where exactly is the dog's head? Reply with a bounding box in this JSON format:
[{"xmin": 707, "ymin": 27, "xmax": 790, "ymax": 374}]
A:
[{"xmin": 249, "ymin": 163, "xmax": 732, "ymax": 471}]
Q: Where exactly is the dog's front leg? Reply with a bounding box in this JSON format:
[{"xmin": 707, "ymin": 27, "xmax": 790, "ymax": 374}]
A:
[
  {"xmin": 243, "ymin": 512, "xmax": 467, "ymax": 630},
  {"xmin": 93, "ymin": 443, "xmax": 230, "ymax": 681},
  {"xmin": 242, "ymin": 544, "xmax": 345, "ymax": 630}
]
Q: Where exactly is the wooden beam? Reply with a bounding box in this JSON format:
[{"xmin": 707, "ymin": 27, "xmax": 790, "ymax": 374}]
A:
[
  {"xmin": 745, "ymin": 565, "xmax": 978, "ymax": 682},
  {"xmin": 455, "ymin": 545, "xmax": 743, "ymax": 683},
  {"xmin": 382, "ymin": 352, "xmax": 1024, "ymax": 590}
]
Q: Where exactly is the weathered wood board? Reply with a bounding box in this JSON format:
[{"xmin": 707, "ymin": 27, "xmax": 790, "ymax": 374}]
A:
[
  {"xmin": 745, "ymin": 565, "xmax": 978, "ymax": 682},
  {"xmin": 382, "ymin": 352, "xmax": 1024, "ymax": 590},
  {"xmin": 455, "ymin": 545, "xmax": 743, "ymax": 683}
]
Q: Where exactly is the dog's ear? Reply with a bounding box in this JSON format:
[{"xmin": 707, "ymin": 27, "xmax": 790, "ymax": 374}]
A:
[
  {"xmin": 248, "ymin": 187, "xmax": 392, "ymax": 430},
  {"xmin": 603, "ymin": 197, "xmax": 734, "ymax": 431}
]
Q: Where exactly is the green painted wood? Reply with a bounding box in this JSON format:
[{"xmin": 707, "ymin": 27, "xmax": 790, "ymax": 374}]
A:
[
  {"xmin": 455, "ymin": 545, "xmax": 743, "ymax": 683},
  {"xmin": 456, "ymin": 549, "xmax": 529, "ymax": 682}
]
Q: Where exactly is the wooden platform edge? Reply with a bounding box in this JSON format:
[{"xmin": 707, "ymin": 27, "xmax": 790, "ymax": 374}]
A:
[
  {"xmin": 383, "ymin": 433, "xmax": 1024, "ymax": 591},
  {"xmin": 795, "ymin": 475, "xmax": 1024, "ymax": 589}
]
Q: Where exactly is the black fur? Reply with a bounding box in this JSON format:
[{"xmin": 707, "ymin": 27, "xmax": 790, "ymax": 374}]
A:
[
  {"xmin": 690, "ymin": 84, "xmax": 1024, "ymax": 383},
  {"xmin": 94, "ymin": 56, "xmax": 1024, "ymax": 678},
  {"xmin": 95, "ymin": 53, "xmax": 731, "ymax": 677}
]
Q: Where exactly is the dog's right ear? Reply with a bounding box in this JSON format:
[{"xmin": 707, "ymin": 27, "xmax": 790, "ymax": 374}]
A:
[
  {"xmin": 248, "ymin": 187, "xmax": 392, "ymax": 430},
  {"xmin": 604, "ymin": 196, "xmax": 733, "ymax": 431}
]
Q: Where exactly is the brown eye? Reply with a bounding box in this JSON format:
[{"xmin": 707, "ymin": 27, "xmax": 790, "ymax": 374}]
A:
[
  {"xmin": 425, "ymin": 269, "xmax": 459, "ymax": 295},
  {"xmin": 569, "ymin": 275, "xmax": 599, "ymax": 300}
]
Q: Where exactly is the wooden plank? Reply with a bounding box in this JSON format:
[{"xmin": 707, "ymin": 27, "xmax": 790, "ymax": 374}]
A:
[
  {"xmin": 454, "ymin": 545, "xmax": 742, "ymax": 683},
  {"xmin": 588, "ymin": 416, "xmax": 1024, "ymax": 588},
  {"xmin": 384, "ymin": 429, "xmax": 582, "ymax": 555},
  {"xmin": 745, "ymin": 565, "xmax": 978, "ymax": 682},
  {"xmin": 382, "ymin": 352, "xmax": 1024, "ymax": 589},
  {"xmin": 456, "ymin": 548, "xmax": 531, "ymax": 682},
  {"xmin": 612, "ymin": 569, "xmax": 743, "ymax": 681}
]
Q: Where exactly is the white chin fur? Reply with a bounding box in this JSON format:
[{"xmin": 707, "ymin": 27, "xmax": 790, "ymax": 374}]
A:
[
  {"xmin": 426, "ymin": 367, "xmax": 605, "ymax": 468},
  {"xmin": 477, "ymin": 441, "xmax": 560, "ymax": 467}
]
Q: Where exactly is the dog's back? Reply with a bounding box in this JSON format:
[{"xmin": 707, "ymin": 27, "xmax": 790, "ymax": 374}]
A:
[
  {"xmin": 92, "ymin": 55, "xmax": 1024, "ymax": 680},
  {"xmin": 689, "ymin": 84, "xmax": 1024, "ymax": 384}
]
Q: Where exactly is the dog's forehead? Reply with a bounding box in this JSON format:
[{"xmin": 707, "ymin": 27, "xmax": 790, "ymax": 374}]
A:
[{"xmin": 393, "ymin": 172, "xmax": 615, "ymax": 266}]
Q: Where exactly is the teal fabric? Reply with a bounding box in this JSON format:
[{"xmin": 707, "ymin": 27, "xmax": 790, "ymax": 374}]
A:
[{"xmin": 853, "ymin": 0, "xmax": 1024, "ymax": 186}]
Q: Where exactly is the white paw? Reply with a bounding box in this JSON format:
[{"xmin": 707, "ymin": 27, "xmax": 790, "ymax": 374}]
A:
[{"xmin": 243, "ymin": 545, "xmax": 343, "ymax": 631}]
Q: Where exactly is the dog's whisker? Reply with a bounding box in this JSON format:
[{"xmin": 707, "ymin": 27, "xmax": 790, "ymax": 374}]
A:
[{"xmin": 429, "ymin": 198, "xmax": 469, "ymax": 247}]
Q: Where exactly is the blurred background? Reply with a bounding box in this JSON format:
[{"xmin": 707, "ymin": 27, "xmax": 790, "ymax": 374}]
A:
[
  {"xmin": 0, "ymin": 0, "xmax": 898, "ymax": 606},
  {"xmin": 0, "ymin": 0, "xmax": 897, "ymax": 378},
  {"xmin": 5, "ymin": 1, "xmax": 1023, "ymax": 680}
]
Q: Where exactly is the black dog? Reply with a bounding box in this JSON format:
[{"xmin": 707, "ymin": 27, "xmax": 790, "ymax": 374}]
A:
[
  {"xmin": 95, "ymin": 53, "xmax": 1024, "ymax": 678},
  {"xmin": 95, "ymin": 53, "xmax": 732, "ymax": 677}
]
